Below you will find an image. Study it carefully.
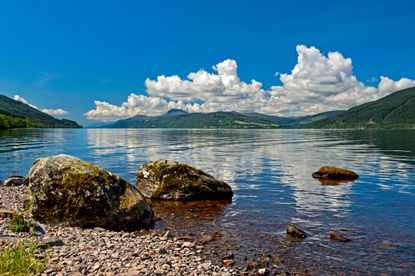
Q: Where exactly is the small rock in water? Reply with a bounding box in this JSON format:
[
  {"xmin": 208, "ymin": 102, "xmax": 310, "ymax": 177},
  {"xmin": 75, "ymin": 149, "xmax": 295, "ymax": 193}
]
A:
[
  {"xmin": 222, "ymin": 259, "xmax": 235, "ymax": 266},
  {"xmin": 200, "ymin": 233, "xmax": 214, "ymax": 244},
  {"xmin": 222, "ymin": 251, "xmax": 234, "ymax": 260},
  {"xmin": 286, "ymin": 224, "xmax": 307, "ymax": 239},
  {"xmin": 213, "ymin": 230, "xmax": 222, "ymax": 240},
  {"xmin": 272, "ymin": 255, "xmax": 282, "ymax": 263},
  {"xmin": 262, "ymin": 256, "xmax": 270, "ymax": 266},
  {"xmin": 312, "ymin": 166, "xmax": 359, "ymax": 183},
  {"xmin": 258, "ymin": 268, "xmax": 269, "ymax": 275},
  {"xmin": 3, "ymin": 176, "xmax": 25, "ymax": 186},
  {"xmin": 382, "ymin": 240, "xmax": 401, "ymax": 248},
  {"xmin": 247, "ymin": 260, "xmax": 259, "ymax": 270},
  {"xmin": 136, "ymin": 160, "xmax": 234, "ymax": 200},
  {"xmin": 330, "ymin": 232, "xmax": 351, "ymax": 242}
]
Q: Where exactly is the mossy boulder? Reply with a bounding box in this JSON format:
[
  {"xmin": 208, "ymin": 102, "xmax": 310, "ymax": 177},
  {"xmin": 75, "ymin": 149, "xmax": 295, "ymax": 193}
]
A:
[
  {"xmin": 136, "ymin": 160, "xmax": 233, "ymax": 200},
  {"xmin": 26, "ymin": 154, "xmax": 154, "ymax": 231},
  {"xmin": 312, "ymin": 166, "xmax": 359, "ymax": 183}
]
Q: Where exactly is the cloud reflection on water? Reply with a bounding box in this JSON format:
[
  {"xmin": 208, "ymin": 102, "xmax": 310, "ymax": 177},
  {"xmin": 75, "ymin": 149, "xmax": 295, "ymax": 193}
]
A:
[{"xmin": 85, "ymin": 129, "xmax": 359, "ymax": 220}]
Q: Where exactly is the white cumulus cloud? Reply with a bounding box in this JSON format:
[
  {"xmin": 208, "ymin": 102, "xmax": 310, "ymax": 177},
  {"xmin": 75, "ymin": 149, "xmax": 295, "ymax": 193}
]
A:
[
  {"xmin": 84, "ymin": 94, "xmax": 211, "ymax": 122},
  {"xmin": 378, "ymin": 76, "xmax": 415, "ymax": 94},
  {"xmin": 145, "ymin": 58, "xmax": 265, "ymax": 111},
  {"xmin": 13, "ymin": 95, "xmax": 69, "ymax": 116},
  {"xmin": 13, "ymin": 95, "xmax": 37, "ymax": 109},
  {"xmin": 85, "ymin": 45, "xmax": 415, "ymax": 121},
  {"xmin": 40, "ymin": 108, "xmax": 68, "ymax": 115},
  {"xmin": 266, "ymin": 45, "xmax": 415, "ymax": 115}
]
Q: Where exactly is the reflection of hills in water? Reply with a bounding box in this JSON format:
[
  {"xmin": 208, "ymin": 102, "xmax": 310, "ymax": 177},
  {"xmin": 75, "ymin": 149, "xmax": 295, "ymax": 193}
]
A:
[
  {"xmin": 85, "ymin": 129, "xmax": 415, "ymax": 220},
  {"xmin": 86, "ymin": 129, "xmax": 352, "ymax": 230},
  {"xmin": 2, "ymin": 128, "xmax": 413, "ymax": 218},
  {"xmin": 83, "ymin": 129, "xmax": 415, "ymax": 274},
  {"xmin": 320, "ymin": 129, "xmax": 415, "ymax": 164}
]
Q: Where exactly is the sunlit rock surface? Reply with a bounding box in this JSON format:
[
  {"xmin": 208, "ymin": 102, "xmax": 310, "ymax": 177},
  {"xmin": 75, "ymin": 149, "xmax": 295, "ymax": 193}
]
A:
[
  {"xmin": 136, "ymin": 160, "xmax": 233, "ymax": 201},
  {"xmin": 27, "ymin": 154, "xmax": 153, "ymax": 231}
]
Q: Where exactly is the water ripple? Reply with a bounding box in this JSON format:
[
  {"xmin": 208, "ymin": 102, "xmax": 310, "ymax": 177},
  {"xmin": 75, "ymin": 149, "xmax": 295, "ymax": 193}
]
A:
[{"xmin": 0, "ymin": 128, "xmax": 414, "ymax": 273}]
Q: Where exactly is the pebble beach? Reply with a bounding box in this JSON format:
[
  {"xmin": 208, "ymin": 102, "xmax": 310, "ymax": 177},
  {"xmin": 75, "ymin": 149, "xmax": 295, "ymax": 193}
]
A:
[{"xmin": 0, "ymin": 186, "xmax": 241, "ymax": 276}]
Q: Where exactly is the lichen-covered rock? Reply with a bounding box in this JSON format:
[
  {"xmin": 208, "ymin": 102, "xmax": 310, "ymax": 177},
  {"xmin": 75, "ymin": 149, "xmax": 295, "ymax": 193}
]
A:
[
  {"xmin": 26, "ymin": 154, "xmax": 154, "ymax": 231},
  {"xmin": 136, "ymin": 160, "xmax": 233, "ymax": 200},
  {"xmin": 312, "ymin": 166, "xmax": 359, "ymax": 182}
]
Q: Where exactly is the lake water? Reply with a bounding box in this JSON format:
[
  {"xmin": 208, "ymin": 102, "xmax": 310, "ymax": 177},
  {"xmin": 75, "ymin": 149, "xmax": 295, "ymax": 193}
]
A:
[{"xmin": 1, "ymin": 129, "xmax": 414, "ymax": 274}]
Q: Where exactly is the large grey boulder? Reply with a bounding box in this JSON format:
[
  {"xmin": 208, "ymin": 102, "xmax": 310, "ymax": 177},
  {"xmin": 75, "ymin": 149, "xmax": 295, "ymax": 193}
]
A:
[
  {"xmin": 26, "ymin": 154, "xmax": 154, "ymax": 231},
  {"xmin": 136, "ymin": 160, "xmax": 233, "ymax": 201}
]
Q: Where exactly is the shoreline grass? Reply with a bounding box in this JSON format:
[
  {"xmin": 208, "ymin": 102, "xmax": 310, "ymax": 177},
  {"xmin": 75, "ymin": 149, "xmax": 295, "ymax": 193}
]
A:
[{"xmin": 0, "ymin": 240, "xmax": 47, "ymax": 275}]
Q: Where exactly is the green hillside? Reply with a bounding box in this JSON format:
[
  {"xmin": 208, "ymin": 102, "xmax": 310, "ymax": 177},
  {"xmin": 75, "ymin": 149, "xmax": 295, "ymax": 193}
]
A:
[
  {"xmin": 310, "ymin": 86, "xmax": 415, "ymax": 129},
  {"xmin": 286, "ymin": 111, "xmax": 344, "ymax": 126},
  {"xmin": 104, "ymin": 109, "xmax": 344, "ymax": 129},
  {"xmin": 0, "ymin": 95, "xmax": 82, "ymax": 129},
  {"xmin": 101, "ymin": 87, "xmax": 415, "ymax": 129},
  {"xmin": 106, "ymin": 111, "xmax": 282, "ymax": 129}
]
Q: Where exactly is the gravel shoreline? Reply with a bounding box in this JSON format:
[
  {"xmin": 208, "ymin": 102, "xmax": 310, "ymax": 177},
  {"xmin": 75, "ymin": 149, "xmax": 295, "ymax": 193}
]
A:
[{"xmin": 0, "ymin": 186, "xmax": 240, "ymax": 275}]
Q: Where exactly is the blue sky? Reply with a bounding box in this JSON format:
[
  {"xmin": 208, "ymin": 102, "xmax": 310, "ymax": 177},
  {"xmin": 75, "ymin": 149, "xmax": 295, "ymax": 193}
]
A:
[{"xmin": 0, "ymin": 0, "xmax": 414, "ymax": 124}]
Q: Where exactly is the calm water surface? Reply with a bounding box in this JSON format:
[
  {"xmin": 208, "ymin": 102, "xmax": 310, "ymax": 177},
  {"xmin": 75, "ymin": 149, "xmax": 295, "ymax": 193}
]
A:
[{"xmin": 1, "ymin": 129, "xmax": 414, "ymax": 274}]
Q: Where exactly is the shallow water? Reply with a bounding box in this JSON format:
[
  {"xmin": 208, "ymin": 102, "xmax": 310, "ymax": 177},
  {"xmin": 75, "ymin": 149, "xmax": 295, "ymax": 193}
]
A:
[{"xmin": 1, "ymin": 129, "xmax": 414, "ymax": 274}]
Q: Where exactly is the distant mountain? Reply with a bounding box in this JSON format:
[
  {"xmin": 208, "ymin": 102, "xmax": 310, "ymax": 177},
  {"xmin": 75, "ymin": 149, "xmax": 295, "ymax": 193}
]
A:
[
  {"xmin": 103, "ymin": 109, "xmax": 342, "ymax": 129},
  {"xmin": 98, "ymin": 86, "xmax": 415, "ymax": 129},
  {"xmin": 163, "ymin": 109, "xmax": 189, "ymax": 116},
  {"xmin": 292, "ymin": 111, "xmax": 344, "ymax": 126},
  {"xmin": 105, "ymin": 110, "xmax": 283, "ymax": 129},
  {"xmin": 85, "ymin": 122, "xmax": 109, "ymax": 128},
  {"xmin": 310, "ymin": 86, "xmax": 415, "ymax": 129},
  {"xmin": 0, "ymin": 95, "xmax": 82, "ymax": 129},
  {"xmin": 242, "ymin": 112, "xmax": 295, "ymax": 125}
]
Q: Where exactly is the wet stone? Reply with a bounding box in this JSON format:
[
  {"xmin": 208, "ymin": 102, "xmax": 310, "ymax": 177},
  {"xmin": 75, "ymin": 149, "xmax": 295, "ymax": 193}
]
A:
[
  {"xmin": 330, "ymin": 232, "xmax": 352, "ymax": 242},
  {"xmin": 286, "ymin": 224, "xmax": 307, "ymax": 239},
  {"xmin": 3, "ymin": 176, "xmax": 25, "ymax": 187}
]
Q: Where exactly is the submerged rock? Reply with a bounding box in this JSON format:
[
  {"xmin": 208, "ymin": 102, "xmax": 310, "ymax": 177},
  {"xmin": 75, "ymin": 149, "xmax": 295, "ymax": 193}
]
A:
[
  {"xmin": 382, "ymin": 240, "xmax": 401, "ymax": 248},
  {"xmin": 312, "ymin": 166, "xmax": 359, "ymax": 182},
  {"xmin": 258, "ymin": 268, "xmax": 269, "ymax": 275},
  {"xmin": 136, "ymin": 160, "xmax": 233, "ymax": 200},
  {"xmin": 26, "ymin": 154, "xmax": 154, "ymax": 231},
  {"xmin": 330, "ymin": 232, "xmax": 351, "ymax": 242},
  {"xmin": 286, "ymin": 224, "xmax": 307, "ymax": 239},
  {"xmin": 3, "ymin": 175, "xmax": 25, "ymax": 186},
  {"xmin": 223, "ymin": 259, "xmax": 235, "ymax": 266}
]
